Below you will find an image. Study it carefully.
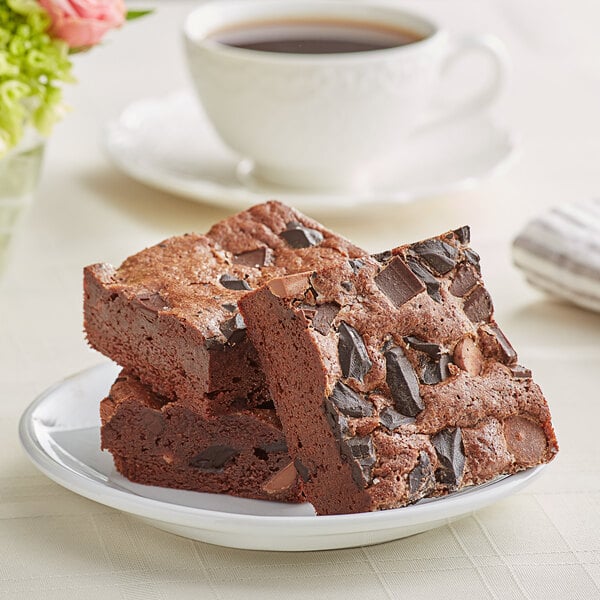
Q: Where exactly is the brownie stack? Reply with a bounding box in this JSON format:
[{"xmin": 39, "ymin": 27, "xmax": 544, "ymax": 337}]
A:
[
  {"xmin": 85, "ymin": 201, "xmax": 558, "ymax": 515},
  {"xmin": 84, "ymin": 201, "xmax": 366, "ymax": 502}
]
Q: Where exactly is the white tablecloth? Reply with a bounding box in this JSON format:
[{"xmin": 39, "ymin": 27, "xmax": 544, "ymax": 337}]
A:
[{"xmin": 1, "ymin": 1, "xmax": 599, "ymax": 598}]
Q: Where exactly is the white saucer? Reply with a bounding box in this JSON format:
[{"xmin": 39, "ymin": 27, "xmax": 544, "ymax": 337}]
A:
[
  {"xmin": 19, "ymin": 362, "xmax": 545, "ymax": 552},
  {"xmin": 104, "ymin": 90, "xmax": 518, "ymax": 213}
]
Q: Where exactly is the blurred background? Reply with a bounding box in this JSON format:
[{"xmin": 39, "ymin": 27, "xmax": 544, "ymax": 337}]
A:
[{"xmin": 1, "ymin": 1, "xmax": 600, "ymax": 598}]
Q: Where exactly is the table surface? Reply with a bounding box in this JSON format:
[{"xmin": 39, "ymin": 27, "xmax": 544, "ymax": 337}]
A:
[{"xmin": 1, "ymin": 1, "xmax": 600, "ymax": 598}]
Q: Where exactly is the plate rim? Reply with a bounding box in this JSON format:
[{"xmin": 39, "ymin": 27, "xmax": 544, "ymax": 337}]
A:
[{"xmin": 19, "ymin": 363, "xmax": 547, "ymax": 538}]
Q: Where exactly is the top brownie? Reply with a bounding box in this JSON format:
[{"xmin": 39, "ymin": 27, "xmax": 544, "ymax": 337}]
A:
[
  {"xmin": 84, "ymin": 201, "xmax": 365, "ymax": 415},
  {"xmin": 239, "ymin": 227, "xmax": 559, "ymax": 515}
]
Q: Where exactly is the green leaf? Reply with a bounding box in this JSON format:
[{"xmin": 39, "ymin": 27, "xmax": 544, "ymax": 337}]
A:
[{"xmin": 126, "ymin": 9, "xmax": 153, "ymax": 21}]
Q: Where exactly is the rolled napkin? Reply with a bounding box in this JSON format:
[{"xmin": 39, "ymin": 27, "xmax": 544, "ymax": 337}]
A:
[{"xmin": 512, "ymin": 198, "xmax": 600, "ymax": 312}]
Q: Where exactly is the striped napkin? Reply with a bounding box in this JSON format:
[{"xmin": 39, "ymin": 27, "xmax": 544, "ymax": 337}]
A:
[{"xmin": 512, "ymin": 198, "xmax": 600, "ymax": 312}]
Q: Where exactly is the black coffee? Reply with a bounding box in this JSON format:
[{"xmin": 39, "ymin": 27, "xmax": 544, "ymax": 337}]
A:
[{"xmin": 212, "ymin": 18, "xmax": 424, "ymax": 54}]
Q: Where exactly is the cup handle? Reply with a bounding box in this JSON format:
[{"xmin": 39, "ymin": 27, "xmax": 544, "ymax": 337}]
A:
[{"xmin": 419, "ymin": 34, "xmax": 510, "ymax": 130}]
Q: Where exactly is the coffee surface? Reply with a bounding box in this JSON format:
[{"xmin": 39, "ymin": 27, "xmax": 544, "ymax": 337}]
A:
[{"xmin": 213, "ymin": 19, "xmax": 424, "ymax": 54}]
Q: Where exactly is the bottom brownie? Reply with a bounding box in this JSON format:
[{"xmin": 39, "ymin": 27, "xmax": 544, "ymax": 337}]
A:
[{"xmin": 100, "ymin": 371, "xmax": 302, "ymax": 503}]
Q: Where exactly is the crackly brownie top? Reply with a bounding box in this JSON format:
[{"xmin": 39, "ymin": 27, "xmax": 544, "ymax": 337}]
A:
[
  {"xmin": 208, "ymin": 200, "xmax": 364, "ymax": 272},
  {"xmin": 263, "ymin": 227, "xmax": 558, "ymax": 495},
  {"xmin": 94, "ymin": 201, "xmax": 365, "ymax": 345}
]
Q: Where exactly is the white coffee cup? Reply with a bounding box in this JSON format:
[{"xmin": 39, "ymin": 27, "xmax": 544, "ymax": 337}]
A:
[{"xmin": 184, "ymin": 0, "xmax": 508, "ymax": 191}]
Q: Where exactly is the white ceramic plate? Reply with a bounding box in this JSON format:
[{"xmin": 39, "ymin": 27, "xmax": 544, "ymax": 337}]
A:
[
  {"xmin": 19, "ymin": 363, "xmax": 544, "ymax": 552},
  {"xmin": 104, "ymin": 90, "xmax": 518, "ymax": 213}
]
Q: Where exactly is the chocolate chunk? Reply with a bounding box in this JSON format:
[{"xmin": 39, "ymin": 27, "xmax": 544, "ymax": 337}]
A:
[
  {"xmin": 504, "ymin": 416, "xmax": 547, "ymax": 466},
  {"xmin": 341, "ymin": 281, "xmax": 353, "ymax": 291},
  {"xmin": 371, "ymin": 250, "xmax": 392, "ymax": 263},
  {"xmin": 432, "ymin": 428, "xmax": 465, "ymax": 487},
  {"xmin": 384, "ymin": 346, "xmax": 424, "ymax": 417},
  {"xmin": 449, "ymin": 264, "xmax": 479, "ymax": 297},
  {"xmin": 219, "ymin": 313, "xmax": 247, "ymax": 345},
  {"xmin": 205, "ymin": 337, "xmax": 224, "ymax": 350},
  {"xmin": 379, "ymin": 406, "xmax": 415, "ymax": 431},
  {"xmin": 403, "ymin": 336, "xmax": 443, "ymax": 359},
  {"xmin": 348, "ymin": 258, "xmax": 365, "ymax": 273},
  {"xmin": 134, "ymin": 291, "xmax": 169, "ymax": 314},
  {"xmin": 324, "ymin": 397, "xmax": 349, "ymax": 440},
  {"xmin": 280, "ymin": 221, "xmax": 324, "ymax": 248},
  {"xmin": 310, "ymin": 302, "xmax": 339, "ymax": 335},
  {"xmin": 420, "ymin": 354, "xmax": 451, "ymax": 385},
  {"xmin": 267, "ymin": 272, "xmax": 310, "ymax": 298},
  {"xmin": 464, "ymin": 248, "xmax": 481, "ymax": 272},
  {"xmin": 344, "ymin": 436, "xmax": 376, "ymax": 486},
  {"xmin": 411, "ymin": 239, "xmax": 458, "ymax": 275},
  {"xmin": 233, "ymin": 247, "xmax": 273, "ymax": 268},
  {"xmin": 453, "ymin": 337, "xmax": 484, "ymax": 376},
  {"xmin": 222, "ymin": 302, "xmax": 237, "ymax": 312},
  {"xmin": 294, "ymin": 457, "xmax": 311, "ymax": 482},
  {"xmin": 375, "ymin": 256, "xmax": 426, "ymax": 309},
  {"xmin": 510, "ymin": 365, "xmax": 532, "ymax": 379},
  {"xmin": 327, "ymin": 381, "xmax": 373, "ymax": 418},
  {"xmin": 338, "ymin": 322, "xmax": 372, "ymax": 382},
  {"xmin": 189, "ymin": 445, "xmax": 239, "ymax": 472},
  {"xmin": 479, "ymin": 324, "xmax": 517, "ymax": 365},
  {"xmin": 262, "ymin": 461, "xmax": 297, "ymax": 494},
  {"xmin": 407, "ymin": 257, "xmax": 442, "ymax": 303},
  {"xmin": 464, "ymin": 285, "xmax": 494, "ymax": 323},
  {"xmin": 453, "ymin": 226, "xmax": 470, "ymax": 244},
  {"xmin": 219, "ymin": 274, "xmax": 251, "ymax": 291},
  {"xmin": 346, "ymin": 436, "xmax": 375, "ymax": 464},
  {"xmin": 408, "ymin": 451, "xmax": 435, "ymax": 498}
]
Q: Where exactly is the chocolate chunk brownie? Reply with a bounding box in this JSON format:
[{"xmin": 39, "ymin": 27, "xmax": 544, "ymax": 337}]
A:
[
  {"xmin": 239, "ymin": 227, "xmax": 559, "ymax": 515},
  {"xmin": 101, "ymin": 371, "xmax": 302, "ymax": 502},
  {"xmin": 84, "ymin": 201, "xmax": 365, "ymax": 414}
]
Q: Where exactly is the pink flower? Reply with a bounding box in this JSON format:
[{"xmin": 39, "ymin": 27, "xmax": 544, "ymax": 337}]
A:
[{"xmin": 38, "ymin": 0, "xmax": 127, "ymax": 49}]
